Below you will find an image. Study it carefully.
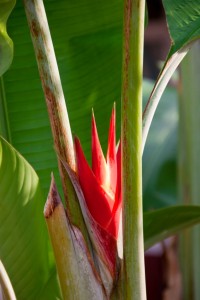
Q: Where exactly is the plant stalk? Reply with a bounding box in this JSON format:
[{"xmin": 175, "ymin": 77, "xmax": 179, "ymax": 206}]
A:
[
  {"xmin": 179, "ymin": 41, "xmax": 200, "ymax": 300},
  {"xmin": 0, "ymin": 260, "xmax": 16, "ymax": 300},
  {"xmin": 121, "ymin": 0, "xmax": 146, "ymax": 299},
  {"xmin": 23, "ymin": 0, "xmax": 89, "ymax": 244}
]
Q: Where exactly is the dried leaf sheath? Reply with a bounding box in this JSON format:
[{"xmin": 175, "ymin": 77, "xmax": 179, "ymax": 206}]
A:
[{"xmin": 44, "ymin": 176, "xmax": 106, "ymax": 300}]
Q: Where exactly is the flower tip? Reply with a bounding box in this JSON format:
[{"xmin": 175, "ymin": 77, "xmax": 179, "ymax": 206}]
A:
[
  {"xmin": 107, "ymin": 105, "xmax": 116, "ymax": 163},
  {"xmin": 74, "ymin": 136, "xmax": 79, "ymax": 146},
  {"xmin": 91, "ymin": 109, "xmax": 97, "ymax": 130},
  {"xmin": 74, "ymin": 137, "xmax": 82, "ymax": 156},
  {"xmin": 111, "ymin": 103, "xmax": 116, "ymax": 122}
]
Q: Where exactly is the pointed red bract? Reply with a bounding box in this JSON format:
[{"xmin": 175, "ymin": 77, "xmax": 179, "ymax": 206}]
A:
[
  {"xmin": 106, "ymin": 106, "xmax": 117, "ymax": 195},
  {"xmin": 61, "ymin": 158, "xmax": 118, "ymax": 281},
  {"xmin": 107, "ymin": 142, "xmax": 121, "ymax": 235},
  {"xmin": 75, "ymin": 106, "xmax": 121, "ymax": 239},
  {"xmin": 75, "ymin": 137, "xmax": 115, "ymax": 232},
  {"xmin": 91, "ymin": 112, "xmax": 108, "ymax": 188},
  {"xmin": 62, "ymin": 108, "xmax": 121, "ymax": 294}
]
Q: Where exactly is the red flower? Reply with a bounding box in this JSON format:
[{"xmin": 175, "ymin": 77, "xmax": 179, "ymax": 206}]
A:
[
  {"xmin": 61, "ymin": 107, "xmax": 121, "ymax": 292},
  {"xmin": 75, "ymin": 106, "xmax": 121, "ymax": 239}
]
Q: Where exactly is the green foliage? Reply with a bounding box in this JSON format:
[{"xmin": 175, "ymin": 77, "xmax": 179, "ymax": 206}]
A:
[
  {"xmin": 2, "ymin": 0, "xmax": 122, "ymax": 197},
  {"xmin": 144, "ymin": 206, "xmax": 200, "ymax": 249},
  {"xmin": 1, "ymin": 0, "xmax": 200, "ymax": 298},
  {"xmin": 1, "ymin": 135, "xmax": 200, "ymax": 298},
  {"xmin": 163, "ymin": 0, "xmax": 200, "ymax": 55},
  {"xmin": 2, "ymin": 0, "xmax": 177, "ymax": 211},
  {"xmin": 0, "ymin": 136, "xmax": 52, "ymax": 300},
  {"xmin": 0, "ymin": 0, "xmax": 15, "ymax": 76}
]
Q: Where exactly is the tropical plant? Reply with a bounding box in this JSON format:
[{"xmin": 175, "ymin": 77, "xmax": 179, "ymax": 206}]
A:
[{"xmin": 1, "ymin": 0, "xmax": 200, "ymax": 299}]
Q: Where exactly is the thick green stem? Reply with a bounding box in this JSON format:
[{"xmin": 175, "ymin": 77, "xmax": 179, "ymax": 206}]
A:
[
  {"xmin": 23, "ymin": 0, "xmax": 89, "ymax": 245},
  {"xmin": 121, "ymin": 0, "xmax": 146, "ymax": 299},
  {"xmin": 179, "ymin": 41, "xmax": 200, "ymax": 300}
]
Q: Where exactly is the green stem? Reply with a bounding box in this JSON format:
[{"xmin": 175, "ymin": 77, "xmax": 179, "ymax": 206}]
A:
[
  {"xmin": 121, "ymin": 0, "xmax": 146, "ymax": 299},
  {"xmin": 23, "ymin": 0, "xmax": 74, "ymax": 171},
  {"xmin": 0, "ymin": 260, "xmax": 16, "ymax": 300},
  {"xmin": 23, "ymin": 0, "xmax": 90, "ymax": 245},
  {"xmin": 179, "ymin": 41, "xmax": 200, "ymax": 300}
]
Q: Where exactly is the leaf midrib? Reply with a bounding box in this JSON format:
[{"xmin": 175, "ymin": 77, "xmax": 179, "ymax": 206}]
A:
[{"xmin": 0, "ymin": 76, "xmax": 11, "ymax": 141}]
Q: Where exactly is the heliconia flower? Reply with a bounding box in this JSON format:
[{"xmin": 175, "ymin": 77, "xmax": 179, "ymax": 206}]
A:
[
  {"xmin": 61, "ymin": 106, "xmax": 121, "ymax": 295},
  {"xmin": 75, "ymin": 106, "xmax": 121, "ymax": 239}
]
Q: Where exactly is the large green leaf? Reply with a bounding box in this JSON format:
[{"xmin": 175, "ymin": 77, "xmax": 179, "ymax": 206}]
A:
[
  {"xmin": 0, "ymin": 0, "xmax": 15, "ymax": 76},
  {"xmin": 0, "ymin": 136, "xmax": 51, "ymax": 300},
  {"xmin": 2, "ymin": 0, "xmax": 122, "ymax": 197},
  {"xmin": 163, "ymin": 0, "xmax": 200, "ymax": 56},
  {"xmin": 144, "ymin": 206, "xmax": 200, "ymax": 250},
  {"xmin": 37, "ymin": 267, "xmax": 61, "ymax": 300}
]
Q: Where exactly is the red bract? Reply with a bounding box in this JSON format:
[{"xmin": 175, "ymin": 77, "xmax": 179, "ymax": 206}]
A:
[
  {"xmin": 75, "ymin": 107, "xmax": 121, "ymax": 239},
  {"xmin": 61, "ymin": 107, "xmax": 121, "ymax": 293}
]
